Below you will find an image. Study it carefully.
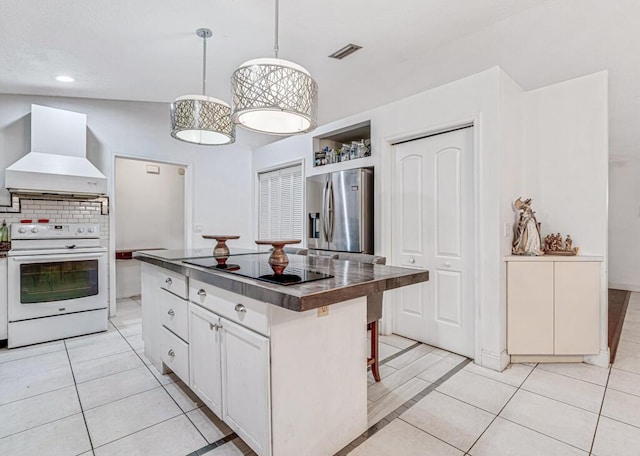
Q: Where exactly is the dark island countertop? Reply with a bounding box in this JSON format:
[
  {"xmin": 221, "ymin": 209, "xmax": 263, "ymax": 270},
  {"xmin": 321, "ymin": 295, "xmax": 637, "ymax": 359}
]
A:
[{"xmin": 134, "ymin": 250, "xmax": 429, "ymax": 312}]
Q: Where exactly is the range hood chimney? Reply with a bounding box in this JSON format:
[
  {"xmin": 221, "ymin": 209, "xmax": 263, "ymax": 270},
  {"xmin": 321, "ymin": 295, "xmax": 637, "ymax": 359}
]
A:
[{"xmin": 5, "ymin": 105, "xmax": 107, "ymax": 196}]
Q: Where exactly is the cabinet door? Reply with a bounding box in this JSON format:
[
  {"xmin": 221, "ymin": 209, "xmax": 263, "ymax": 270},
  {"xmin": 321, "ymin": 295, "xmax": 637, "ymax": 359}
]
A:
[
  {"xmin": 189, "ymin": 303, "xmax": 223, "ymax": 416},
  {"xmin": 507, "ymin": 262, "xmax": 554, "ymax": 355},
  {"xmin": 554, "ymin": 262, "xmax": 600, "ymax": 355},
  {"xmin": 141, "ymin": 263, "xmax": 163, "ymax": 371},
  {"xmin": 0, "ymin": 258, "xmax": 6, "ymax": 340},
  {"xmin": 222, "ymin": 318, "xmax": 271, "ymax": 456}
]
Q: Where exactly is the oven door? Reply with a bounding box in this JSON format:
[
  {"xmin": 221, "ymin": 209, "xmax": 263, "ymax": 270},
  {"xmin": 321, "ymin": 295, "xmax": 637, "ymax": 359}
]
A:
[{"xmin": 8, "ymin": 251, "xmax": 107, "ymax": 322}]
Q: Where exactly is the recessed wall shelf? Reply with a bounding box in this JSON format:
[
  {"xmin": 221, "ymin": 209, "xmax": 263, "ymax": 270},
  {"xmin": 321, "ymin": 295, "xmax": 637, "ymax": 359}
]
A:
[{"xmin": 312, "ymin": 121, "xmax": 371, "ymax": 167}]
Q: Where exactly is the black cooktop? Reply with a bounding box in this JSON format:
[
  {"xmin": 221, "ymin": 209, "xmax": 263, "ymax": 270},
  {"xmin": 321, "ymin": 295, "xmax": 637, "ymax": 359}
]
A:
[{"xmin": 183, "ymin": 257, "xmax": 334, "ymax": 286}]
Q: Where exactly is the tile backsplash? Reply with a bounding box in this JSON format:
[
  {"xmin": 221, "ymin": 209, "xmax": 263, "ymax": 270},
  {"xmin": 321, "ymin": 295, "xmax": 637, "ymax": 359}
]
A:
[{"xmin": 1, "ymin": 194, "xmax": 109, "ymax": 245}]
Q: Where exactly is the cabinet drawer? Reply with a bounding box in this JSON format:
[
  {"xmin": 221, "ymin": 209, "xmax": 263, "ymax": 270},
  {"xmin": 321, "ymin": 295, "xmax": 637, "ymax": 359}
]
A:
[
  {"xmin": 160, "ymin": 270, "xmax": 188, "ymax": 299},
  {"xmin": 161, "ymin": 327, "xmax": 189, "ymax": 384},
  {"xmin": 190, "ymin": 279, "xmax": 270, "ymax": 336},
  {"xmin": 160, "ymin": 290, "xmax": 189, "ymax": 342}
]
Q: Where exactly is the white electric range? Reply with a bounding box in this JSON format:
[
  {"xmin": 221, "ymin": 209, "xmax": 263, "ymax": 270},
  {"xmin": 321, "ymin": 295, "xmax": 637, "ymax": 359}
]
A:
[{"xmin": 7, "ymin": 223, "xmax": 108, "ymax": 348}]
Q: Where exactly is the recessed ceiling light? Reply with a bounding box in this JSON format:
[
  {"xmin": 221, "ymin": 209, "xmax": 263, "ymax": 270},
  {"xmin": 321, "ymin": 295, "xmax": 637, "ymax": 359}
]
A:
[{"xmin": 55, "ymin": 75, "xmax": 75, "ymax": 83}]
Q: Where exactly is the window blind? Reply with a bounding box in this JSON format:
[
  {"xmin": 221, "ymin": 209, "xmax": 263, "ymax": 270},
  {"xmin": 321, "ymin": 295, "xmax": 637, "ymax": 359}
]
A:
[{"xmin": 258, "ymin": 164, "xmax": 303, "ymax": 242}]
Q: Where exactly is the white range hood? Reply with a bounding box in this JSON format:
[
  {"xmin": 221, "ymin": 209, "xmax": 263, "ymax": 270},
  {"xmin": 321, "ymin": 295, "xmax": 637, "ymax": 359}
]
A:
[{"xmin": 5, "ymin": 105, "xmax": 107, "ymax": 196}]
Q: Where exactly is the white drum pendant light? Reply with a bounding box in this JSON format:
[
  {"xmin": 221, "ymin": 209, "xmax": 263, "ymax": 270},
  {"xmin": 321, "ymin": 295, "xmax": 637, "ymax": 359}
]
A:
[
  {"xmin": 170, "ymin": 28, "xmax": 235, "ymax": 145},
  {"xmin": 231, "ymin": 0, "xmax": 318, "ymax": 135}
]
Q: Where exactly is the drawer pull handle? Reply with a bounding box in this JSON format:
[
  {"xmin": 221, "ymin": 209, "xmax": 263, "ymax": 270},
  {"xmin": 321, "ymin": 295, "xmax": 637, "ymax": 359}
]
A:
[
  {"xmin": 235, "ymin": 304, "xmax": 247, "ymax": 313},
  {"xmin": 197, "ymin": 289, "xmax": 207, "ymax": 297},
  {"xmin": 167, "ymin": 349, "xmax": 175, "ymax": 357},
  {"xmin": 409, "ymin": 258, "xmax": 415, "ymax": 264},
  {"xmin": 165, "ymin": 278, "xmax": 172, "ymax": 285},
  {"xmin": 167, "ymin": 309, "xmax": 175, "ymax": 316}
]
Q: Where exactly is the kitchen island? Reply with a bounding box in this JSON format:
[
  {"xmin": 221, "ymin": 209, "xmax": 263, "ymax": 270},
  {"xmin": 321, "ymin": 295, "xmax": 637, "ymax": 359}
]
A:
[{"xmin": 134, "ymin": 250, "xmax": 428, "ymax": 456}]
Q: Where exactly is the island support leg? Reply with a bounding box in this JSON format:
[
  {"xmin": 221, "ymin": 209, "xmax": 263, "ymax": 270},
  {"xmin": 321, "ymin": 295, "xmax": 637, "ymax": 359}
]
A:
[{"xmin": 368, "ymin": 321, "xmax": 381, "ymax": 382}]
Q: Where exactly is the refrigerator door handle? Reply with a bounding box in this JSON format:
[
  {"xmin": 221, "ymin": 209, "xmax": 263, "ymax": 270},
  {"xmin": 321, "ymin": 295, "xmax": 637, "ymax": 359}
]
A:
[
  {"xmin": 328, "ymin": 178, "xmax": 336, "ymax": 242},
  {"xmin": 322, "ymin": 178, "xmax": 330, "ymax": 241}
]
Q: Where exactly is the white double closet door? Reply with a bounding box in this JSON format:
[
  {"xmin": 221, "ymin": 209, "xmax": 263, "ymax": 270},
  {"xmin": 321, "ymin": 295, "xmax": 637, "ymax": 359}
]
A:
[{"xmin": 391, "ymin": 127, "xmax": 475, "ymax": 358}]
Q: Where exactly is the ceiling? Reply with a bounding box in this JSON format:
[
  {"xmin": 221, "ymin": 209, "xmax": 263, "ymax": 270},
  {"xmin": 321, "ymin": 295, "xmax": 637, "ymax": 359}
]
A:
[{"xmin": 1, "ymin": 0, "xmax": 638, "ymax": 157}]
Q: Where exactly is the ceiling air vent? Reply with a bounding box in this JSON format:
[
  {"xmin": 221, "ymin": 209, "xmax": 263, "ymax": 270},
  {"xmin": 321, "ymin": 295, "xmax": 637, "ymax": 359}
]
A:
[{"xmin": 329, "ymin": 44, "xmax": 363, "ymax": 60}]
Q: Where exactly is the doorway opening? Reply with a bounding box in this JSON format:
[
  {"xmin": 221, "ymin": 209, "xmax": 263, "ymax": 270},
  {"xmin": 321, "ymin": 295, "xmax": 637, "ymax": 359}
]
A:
[{"xmin": 113, "ymin": 157, "xmax": 187, "ymax": 305}]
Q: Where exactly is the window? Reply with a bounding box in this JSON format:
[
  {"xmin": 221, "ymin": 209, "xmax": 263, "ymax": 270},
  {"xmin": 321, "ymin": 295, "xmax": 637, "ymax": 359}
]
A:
[{"xmin": 258, "ymin": 164, "xmax": 303, "ymax": 242}]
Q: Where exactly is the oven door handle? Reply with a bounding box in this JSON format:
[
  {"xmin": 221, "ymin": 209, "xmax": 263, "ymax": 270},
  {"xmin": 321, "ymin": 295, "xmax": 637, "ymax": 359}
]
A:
[{"xmin": 11, "ymin": 252, "xmax": 106, "ymax": 262}]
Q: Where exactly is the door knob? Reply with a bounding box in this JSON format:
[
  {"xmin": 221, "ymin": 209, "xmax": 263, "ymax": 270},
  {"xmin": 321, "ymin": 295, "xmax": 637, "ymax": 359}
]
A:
[
  {"xmin": 167, "ymin": 349, "xmax": 175, "ymax": 357},
  {"xmin": 197, "ymin": 289, "xmax": 206, "ymax": 297},
  {"xmin": 444, "ymin": 261, "xmax": 451, "ymax": 268},
  {"xmin": 409, "ymin": 258, "xmax": 415, "ymax": 264},
  {"xmin": 167, "ymin": 309, "xmax": 175, "ymax": 316},
  {"xmin": 165, "ymin": 278, "xmax": 172, "ymax": 285},
  {"xmin": 235, "ymin": 304, "xmax": 247, "ymax": 313}
]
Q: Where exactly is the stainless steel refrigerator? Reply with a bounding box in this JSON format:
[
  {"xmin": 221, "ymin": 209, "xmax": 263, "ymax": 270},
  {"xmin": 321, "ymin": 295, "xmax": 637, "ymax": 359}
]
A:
[{"xmin": 306, "ymin": 168, "xmax": 373, "ymax": 254}]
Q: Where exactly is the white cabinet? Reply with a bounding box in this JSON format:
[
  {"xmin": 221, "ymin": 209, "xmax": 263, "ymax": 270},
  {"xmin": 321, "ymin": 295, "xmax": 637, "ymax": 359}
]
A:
[
  {"xmin": 507, "ymin": 257, "xmax": 601, "ymax": 357},
  {"xmin": 142, "ymin": 263, "xmax": 367, "ymax": 456},
  {"xmin": 189, "ymin": 303, "xmax": 223, "ymax": 416},
  {"xmin": 142, "ymin": 263, "xmax": 189, "ymax": 373},
  {"xmin": 222, "ymin": 318, "xmax": 270, "ymax": 456},
  {"xmin": 188, "ymin": 302, "xmax": 270, "ymax": 455},
  {"xmin": 160, "ymin": 327, "xmax": 190, "ymax": 383},
  {"xmin": 0, "ymin": 258, "xmax": 7, "ymax": 340}
]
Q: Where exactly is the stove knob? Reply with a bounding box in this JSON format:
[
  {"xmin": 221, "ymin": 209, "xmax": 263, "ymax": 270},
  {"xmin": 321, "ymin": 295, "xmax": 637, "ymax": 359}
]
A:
[
  {"xmin": 18, "ymin": 227, "xmax": 27, "ymax": 234},
  {"xmin": 88, "ymin": 227, "xmax": 95, "ymax": 234},
  {"xmin": 77, "ymin": 227, "xmax": 85, "ymax": 234},
  {"xmin": 31, "ymin": 227, "xmax": 39, "ymax": 233}
]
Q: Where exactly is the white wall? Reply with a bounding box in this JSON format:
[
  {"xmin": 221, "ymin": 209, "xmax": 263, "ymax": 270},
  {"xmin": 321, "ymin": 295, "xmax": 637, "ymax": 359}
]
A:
[
  {"xmin": 0, "ymin": 94, "xmax": 254, "ymax": 312},
  {"xmin": 498, "ymin": 71, "xmax": 527, "ymax": 359},
  {"xmin": 523, "ymin": 72, "xmax": 609, "ymax": 257},
  {"xmin": 609, "ymin": 158, "xmax": 640, "ymax": 291},
  {"xmin": 115, "ymin": 158, "xmax": 185, "ymax": 251}
]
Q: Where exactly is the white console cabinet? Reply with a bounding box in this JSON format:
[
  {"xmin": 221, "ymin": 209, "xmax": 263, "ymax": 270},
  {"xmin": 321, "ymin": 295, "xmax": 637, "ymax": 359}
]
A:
[{"xmin": 506, "ymin": 256, "xmax": 603, "ymax": 360}]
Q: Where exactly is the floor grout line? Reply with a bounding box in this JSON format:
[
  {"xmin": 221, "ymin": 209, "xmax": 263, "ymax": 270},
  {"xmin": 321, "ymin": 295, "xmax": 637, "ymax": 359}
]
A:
[
  {"xmin": 465, "ymin": 360, "xmax": 536, "ymax": 454},
  {"xmin": 110, "ymin": 317, "xmax": 217, "ymax": 449},
  {"xmin": 336, "ymin": 355, "xmax": 471, "ymax": 455},
  {"xmin": 63, "ymin": 339, "xmax": 96, "ymax": 452},
  {"xmin": 589, "ymin": 367, "xmax": 613, "ymax": 454},
  {"xmin": 535, "ymin": 363, "xmax": 611, "ymax": 387}
]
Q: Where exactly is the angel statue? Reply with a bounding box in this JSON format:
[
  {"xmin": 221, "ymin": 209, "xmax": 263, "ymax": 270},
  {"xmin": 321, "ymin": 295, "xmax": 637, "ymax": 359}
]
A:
[{"xmin": 512, "ymin": 197, "xmax": 543, "ymax": 256}]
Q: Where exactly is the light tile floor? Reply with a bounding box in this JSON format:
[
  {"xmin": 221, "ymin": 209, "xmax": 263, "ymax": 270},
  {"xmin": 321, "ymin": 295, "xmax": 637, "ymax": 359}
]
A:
[
  {"xmin": 2, "ymin": 293, "xmax": 640, "ymax": 455},
  {"xmin": 0, "ymin": 297, "xmax": 244, "ymax": 456},
  {"xmin": 349, "ymin": 292, "xmax": 640, "ymax": 456}
]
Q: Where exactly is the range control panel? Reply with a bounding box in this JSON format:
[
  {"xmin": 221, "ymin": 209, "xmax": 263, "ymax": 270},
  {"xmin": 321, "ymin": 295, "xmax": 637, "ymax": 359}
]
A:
[{"xmin": 10, "ymin": 223, "xmax": 100, "ymax": 240}]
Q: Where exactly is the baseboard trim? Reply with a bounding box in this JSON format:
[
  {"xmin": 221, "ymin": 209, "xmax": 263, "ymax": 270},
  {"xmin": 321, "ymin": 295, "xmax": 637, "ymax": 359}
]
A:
[
  {"xmin": 480, "ymin": 349, "xmax": 510, "ymax": 372},
  {"xmin": 584, "ymin": 349, "xmax": 610, "ymax": 368},
  {"xmin": 609, "ymin": 282, "xmax": 640, "ymax": 293}
]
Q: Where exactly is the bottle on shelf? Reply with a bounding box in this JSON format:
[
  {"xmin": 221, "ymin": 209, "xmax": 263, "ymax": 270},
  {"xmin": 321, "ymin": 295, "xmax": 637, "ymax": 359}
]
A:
[{"xmin": 0, "ymin": 220, "xmax": 8, "ymax": 243}]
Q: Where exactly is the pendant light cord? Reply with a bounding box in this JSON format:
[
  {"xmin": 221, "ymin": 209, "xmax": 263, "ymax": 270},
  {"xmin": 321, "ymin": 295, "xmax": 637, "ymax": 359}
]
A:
[
  {"xmin": 202, "ymin": 33, "xmax": 207, "ymax": 95},
  {"xmin": 274, "ymin": 0, "xmax": 279, "ymax": 58}
]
